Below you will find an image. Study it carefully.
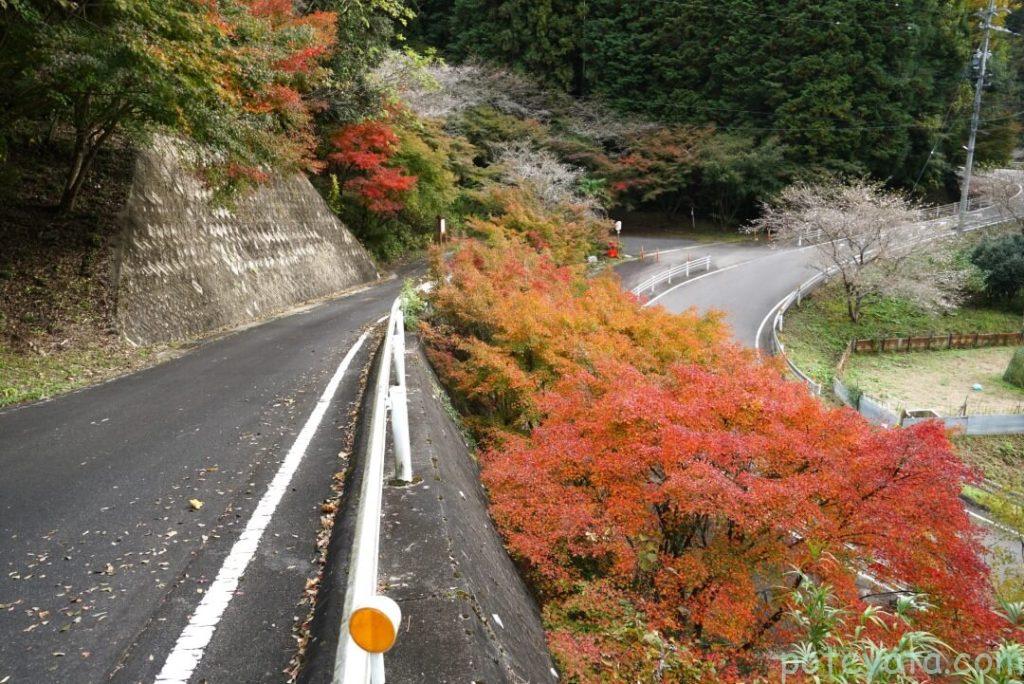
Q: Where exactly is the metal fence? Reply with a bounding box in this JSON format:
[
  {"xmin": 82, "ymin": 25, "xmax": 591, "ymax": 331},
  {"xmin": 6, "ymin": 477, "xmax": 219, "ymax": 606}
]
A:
[
  {"xmin": 631, "ymin": 255, "xmax": 712, "ymax": 295},
  {"xmin": 852, "ymin": 332, "xmax": 1023, "ymax": 354}
]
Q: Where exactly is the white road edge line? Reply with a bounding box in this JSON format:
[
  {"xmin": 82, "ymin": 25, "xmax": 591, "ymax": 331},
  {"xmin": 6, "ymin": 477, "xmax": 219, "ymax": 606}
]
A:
[
  {"xmin": 754, "ymin": 291, "xmax": 793, "ymax": 353},
  {"xmin": 155, "ymin": 329, "xmax": 372, "ymax": 684},
  {"xmin": 968, "ymin": 509, "xmax": 1021, "ymax": 538}
]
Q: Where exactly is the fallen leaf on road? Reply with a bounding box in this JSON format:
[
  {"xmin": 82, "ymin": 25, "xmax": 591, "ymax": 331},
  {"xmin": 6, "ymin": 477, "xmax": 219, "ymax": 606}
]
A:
[{"xmin": 188, "ymin": 499, "xmax": 203, "ymax": 511}]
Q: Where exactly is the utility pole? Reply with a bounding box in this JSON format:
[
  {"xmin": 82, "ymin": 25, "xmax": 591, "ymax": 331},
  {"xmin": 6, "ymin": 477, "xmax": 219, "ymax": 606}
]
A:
[{"xmin": 960, "ymin": 0, "xmax": 999, "ymax": 230}]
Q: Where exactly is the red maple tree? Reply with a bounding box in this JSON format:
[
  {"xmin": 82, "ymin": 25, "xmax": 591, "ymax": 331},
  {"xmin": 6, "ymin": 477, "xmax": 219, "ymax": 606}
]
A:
[
  {"xmin": 327, "ymin": 120, "xmax": 417, "ymax": 214},
  {"xmin": 482, "ymin": 361, "xmax": 1000, "ymax": 654}
]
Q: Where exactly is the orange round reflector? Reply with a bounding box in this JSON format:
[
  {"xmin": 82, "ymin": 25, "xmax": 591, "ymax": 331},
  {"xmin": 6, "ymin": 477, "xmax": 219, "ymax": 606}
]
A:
[{"xmin": 349, "ymin": 606, "xmax": 398, "ymax": 654}]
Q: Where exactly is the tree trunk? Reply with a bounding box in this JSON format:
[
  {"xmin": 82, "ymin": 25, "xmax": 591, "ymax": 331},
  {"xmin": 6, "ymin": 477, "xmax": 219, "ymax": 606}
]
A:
[
  {"xmin": 58, "ymin": 131, "xmax": 90, "ymax": 213},
  {"xmin": 58, "ymin": 122, "xmax": 115, "ymax": 214},
  {"xmin": 846, "ymin": 292, "xmax": 861, "ymax": 324}
]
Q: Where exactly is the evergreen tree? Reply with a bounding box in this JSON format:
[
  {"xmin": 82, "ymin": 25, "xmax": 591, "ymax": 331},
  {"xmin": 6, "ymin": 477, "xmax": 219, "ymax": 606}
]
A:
[{"xmin": 413, "ymin": 0, "xmax": 1020, "ymax": 194}]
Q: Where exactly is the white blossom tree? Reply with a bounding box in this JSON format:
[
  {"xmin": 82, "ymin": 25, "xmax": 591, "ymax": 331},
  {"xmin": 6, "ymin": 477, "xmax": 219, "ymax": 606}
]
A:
[{"xmin": 751, "ymin": 179, "xmax": 958, "ymax": 323}]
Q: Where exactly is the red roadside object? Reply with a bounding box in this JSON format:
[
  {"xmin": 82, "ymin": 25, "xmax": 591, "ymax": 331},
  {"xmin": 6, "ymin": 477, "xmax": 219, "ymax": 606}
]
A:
[{"xmin": 606, "ymin": 241, "xmax": 619, "ymax": 259}]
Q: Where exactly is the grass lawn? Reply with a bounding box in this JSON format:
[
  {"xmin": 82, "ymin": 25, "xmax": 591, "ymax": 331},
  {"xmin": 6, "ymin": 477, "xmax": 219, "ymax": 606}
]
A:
[
  {"xmin": 0, "ymin": 343, "xmax": 180, "ymax": 408},
  {"xmin": 955, "ymin": 436, "xmax": 1024, "ymax": 598},
  {"xmin": 780, "ymin": 281, "xmax": 1021, "ymax": 385},
  {"xmin": 955, "ymin": 434, "xmax": 1024, "ymax": 492},
  {"xmin": 845, "ymin": 347, "xmax": 1024, "ymax": 414}
]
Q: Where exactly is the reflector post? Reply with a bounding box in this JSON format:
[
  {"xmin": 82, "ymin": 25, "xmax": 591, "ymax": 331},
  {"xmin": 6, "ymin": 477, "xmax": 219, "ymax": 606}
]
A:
[{"xmin": 348, "ymin": 595, "xmax": 402, "ymax": 655}]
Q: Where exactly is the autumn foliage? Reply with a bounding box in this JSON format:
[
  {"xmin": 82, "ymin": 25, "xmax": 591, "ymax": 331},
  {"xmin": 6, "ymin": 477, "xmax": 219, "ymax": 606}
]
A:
[
  {"xmin": 3, "ymin": 0, "xmax": 341, "ymax": 210},
  {"xmin": 327, "ymin": 119, "xmax": 418, "ymax": 214},
  {"xmin": 422, "ymin": 189, "xmax": 1011, "ymax": 680}
]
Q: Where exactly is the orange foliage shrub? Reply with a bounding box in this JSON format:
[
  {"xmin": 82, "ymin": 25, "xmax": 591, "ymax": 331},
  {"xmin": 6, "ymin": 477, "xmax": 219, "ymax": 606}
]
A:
[
  {"xmin": 483, "ymin": 364, "xmax": 999, "ymax": 676},
  {"xmin": 426, "ymin": 232, "xmax": 727, "ymax": 433}
]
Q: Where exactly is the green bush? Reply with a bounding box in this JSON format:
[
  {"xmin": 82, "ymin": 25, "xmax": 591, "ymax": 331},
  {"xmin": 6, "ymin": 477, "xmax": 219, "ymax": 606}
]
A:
[
  {"xmin": 1006, "ymin": 348, "xmax": 1024, "ymax": 389},
  {"xmin": 972, "ymin": 234, "xmax": 1024, "ymax": 305}
]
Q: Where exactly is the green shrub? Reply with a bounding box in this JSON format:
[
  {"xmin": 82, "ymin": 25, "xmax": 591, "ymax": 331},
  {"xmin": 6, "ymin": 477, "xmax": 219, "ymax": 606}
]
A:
[
  {"xmin": 972, "ymin": 234, "xmax": 1024, "ymax": 305},
  {"xmin": 1006, "ymin": 348, "xmax": 1024, "ymax": 389},
  {"xmin": 400, "ymin": 279, "xmax": 426, "ymax": 329}
]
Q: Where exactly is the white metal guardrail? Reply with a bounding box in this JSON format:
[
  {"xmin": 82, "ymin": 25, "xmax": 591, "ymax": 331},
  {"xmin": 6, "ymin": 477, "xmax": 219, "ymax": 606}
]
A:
[
  {"xmin": 793, "ymin": 199, "xmax": 988, "ymax": 247},
  {"xmin": 631, "ymin": 255, "xmax": 712, "ymax": 295},
  {"xmin": 334, "ymin": 296, "xmax": 413, "ymax": 684},
  {"xmin": 914, "ymin": 196, "xmax": 987, "ymax": 222}
]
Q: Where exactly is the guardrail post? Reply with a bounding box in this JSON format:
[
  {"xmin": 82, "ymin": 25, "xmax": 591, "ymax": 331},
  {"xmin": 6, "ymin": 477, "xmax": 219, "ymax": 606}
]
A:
[
  {"xmin": 391, "ymin": 309, "xmax": 406, "ymax": 388},
  {"xmin": 388, "ymin": 385, "xmax": 412, "ymax": 483},
  {"xmin": 389, "ymin": 304, "xmax": 412, "ymax": 484},
  {"xmin": 369, "ymin": 654, "xmax": 385, "ymax": 684}
]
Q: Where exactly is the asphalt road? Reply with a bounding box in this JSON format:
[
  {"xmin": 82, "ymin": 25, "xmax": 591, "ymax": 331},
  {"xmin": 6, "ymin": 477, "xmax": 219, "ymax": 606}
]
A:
[
  {"xmin": 0, "ymin": 276, "xmax": 404, "ymax": 683},
  {"xmin": 647, "ymin": 242, "xmax": 818, "ymax": 347},
  {"xmin": 616, "ymin": 238, "xmax": 772, "ymax": 298}
]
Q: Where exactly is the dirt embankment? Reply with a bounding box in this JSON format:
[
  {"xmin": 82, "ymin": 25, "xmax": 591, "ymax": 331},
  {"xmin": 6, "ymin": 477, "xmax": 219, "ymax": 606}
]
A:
[
  {"xmin": 0, "ymin": 133, "xmax": 167, "ymax": 406},
  {"xmin": 1, "ymin": 134, "xmax": 130, "ymax": 355}
]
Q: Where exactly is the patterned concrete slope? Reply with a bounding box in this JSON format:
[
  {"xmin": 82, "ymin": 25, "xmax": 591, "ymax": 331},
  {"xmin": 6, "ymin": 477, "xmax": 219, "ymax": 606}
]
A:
[{"xmin": 115, "ymin": 136, "xmax": 379, "ymax": 345}]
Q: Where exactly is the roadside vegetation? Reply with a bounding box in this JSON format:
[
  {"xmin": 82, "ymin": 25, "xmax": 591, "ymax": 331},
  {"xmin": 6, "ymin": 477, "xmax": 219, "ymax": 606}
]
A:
[
  {"xmin": 365, "ymin": 59, "xmax": 1024, "ymax": 676},
  {"xmin": 956, "ymin": 435, "xmax": 1024, "ymax": 493},
  {"xmin": 412, "ymin": 0, "xmax": 1024, "ymax": 195},
  {"xmin": 415, "ymin": 178, "xmax": 1020, "ymax": 679},
  {"xmin": 782, "ymin": 285, "xmax": 1020, "ymax": 385},
  {"xmin": 956, "ymin": 435, "xmax": 1024, "ymax": 542}
]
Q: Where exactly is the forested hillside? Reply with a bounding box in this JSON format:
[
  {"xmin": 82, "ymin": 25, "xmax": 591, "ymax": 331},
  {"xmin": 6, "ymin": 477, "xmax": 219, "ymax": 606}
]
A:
[{"xmin": 412, "ymin": 0, "xmax": 1023, "ymax": 192}]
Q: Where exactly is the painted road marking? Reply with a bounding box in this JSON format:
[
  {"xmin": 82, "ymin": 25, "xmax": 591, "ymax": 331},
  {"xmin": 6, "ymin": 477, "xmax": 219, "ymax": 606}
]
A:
[
  {"xmin": 969, "ymin": 509, "xmax": 1021, "ymax": 538},
  {"xmin": 155, "ymin": 330, "xmax": 372, "ymax": 683}
]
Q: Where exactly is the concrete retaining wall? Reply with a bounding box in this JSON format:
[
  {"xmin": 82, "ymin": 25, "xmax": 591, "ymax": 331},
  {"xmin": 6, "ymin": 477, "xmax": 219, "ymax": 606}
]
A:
[
  {"xmin": 114, "ymin": 138, "xmax": 378, "ymax": 344},
  {"xmin": 833, "ymin": 376, "xmax": 855, "ymax": 407},
  {"xmin": 903, "ymin": 415, "xmax": 1024, "ymax": 435},
  {"xmin": 835, "ymin": 377, "xmax": 1024, "ymax": 435},
  {"xmin": 857, "ymin": 395, "xmax": 902, "ymax": 428}
]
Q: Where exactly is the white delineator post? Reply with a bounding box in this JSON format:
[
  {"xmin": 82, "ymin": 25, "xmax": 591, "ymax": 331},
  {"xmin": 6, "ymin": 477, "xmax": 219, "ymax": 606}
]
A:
[
  {"xmin": 389, "ymin": 306, "xmax": 412, "ymax": 483},
  {"xmin": 389, "ymin": 384, "xmax": 412, "ymax": 483}
]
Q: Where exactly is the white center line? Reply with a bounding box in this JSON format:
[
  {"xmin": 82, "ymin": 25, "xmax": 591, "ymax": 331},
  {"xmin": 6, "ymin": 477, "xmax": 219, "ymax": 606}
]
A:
[{"xmin": 155, "ymin": 329, "xmax": 372, "ymax": 683}]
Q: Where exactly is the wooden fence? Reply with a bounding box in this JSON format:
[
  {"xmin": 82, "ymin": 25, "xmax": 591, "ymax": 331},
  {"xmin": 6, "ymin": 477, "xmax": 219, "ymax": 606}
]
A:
[{"xmin": 851, "ymin": 331, "xmax": 1023, "ymax": 355}]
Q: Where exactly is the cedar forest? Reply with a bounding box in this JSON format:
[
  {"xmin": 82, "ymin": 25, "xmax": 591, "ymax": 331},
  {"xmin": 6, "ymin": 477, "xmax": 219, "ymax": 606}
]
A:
[{"xmin": 3, "ymin": 0, "xmax": 1024, "ymax": 680}]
